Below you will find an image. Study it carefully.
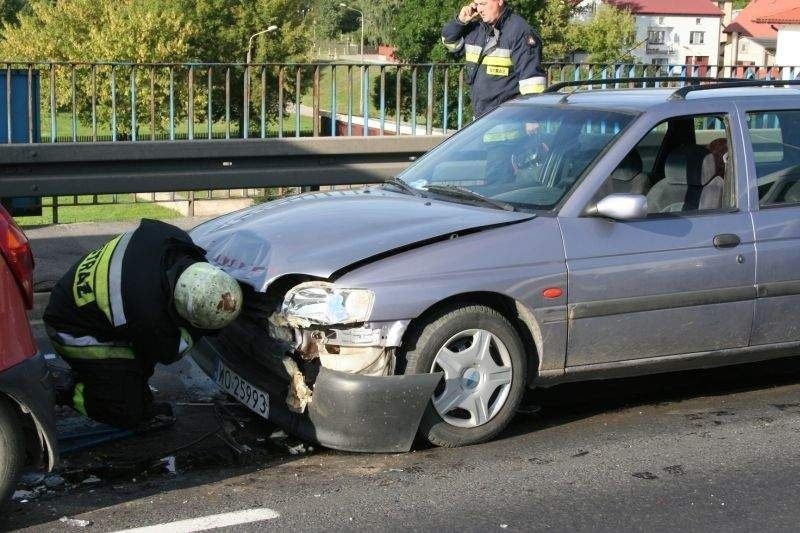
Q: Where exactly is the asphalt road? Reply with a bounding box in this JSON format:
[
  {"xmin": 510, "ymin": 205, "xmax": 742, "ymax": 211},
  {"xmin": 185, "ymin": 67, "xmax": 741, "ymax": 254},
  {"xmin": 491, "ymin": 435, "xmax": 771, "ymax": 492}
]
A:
[
  {"xmin": 6, "ymin": 217, "xmax": 800, "ymax": 531},
  {"xmin": 5, "ymin": 351, "xmax": 800, "ymax": 532}
]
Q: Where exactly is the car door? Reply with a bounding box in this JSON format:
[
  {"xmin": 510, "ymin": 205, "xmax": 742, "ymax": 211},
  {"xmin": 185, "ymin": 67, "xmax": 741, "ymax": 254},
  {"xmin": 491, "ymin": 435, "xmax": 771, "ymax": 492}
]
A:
[
  {"xmin": 742, "ymin": 105, "xmax": 800, "ymax": 345},
  {"xmin": 558, "ymin": 109, "xmax": 756, "ymax": 367}
]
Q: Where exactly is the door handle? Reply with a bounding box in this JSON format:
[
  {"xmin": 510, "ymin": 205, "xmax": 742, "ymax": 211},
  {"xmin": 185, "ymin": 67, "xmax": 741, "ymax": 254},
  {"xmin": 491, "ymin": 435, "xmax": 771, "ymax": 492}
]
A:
[{"xmin": 713, "ymin": 233, "xmax": 740, "ymax": 248}]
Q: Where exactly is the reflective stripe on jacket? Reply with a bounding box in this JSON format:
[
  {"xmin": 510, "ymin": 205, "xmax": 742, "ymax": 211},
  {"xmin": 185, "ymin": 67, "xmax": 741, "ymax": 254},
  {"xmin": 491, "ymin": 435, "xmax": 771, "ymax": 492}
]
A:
[
  {"xmin": 442, "ymin": 7, "xmax": 546, "ymax": 117},
  {"xmin": 44, "ymin": 219, "xmax": 207, "ymax": 365}
]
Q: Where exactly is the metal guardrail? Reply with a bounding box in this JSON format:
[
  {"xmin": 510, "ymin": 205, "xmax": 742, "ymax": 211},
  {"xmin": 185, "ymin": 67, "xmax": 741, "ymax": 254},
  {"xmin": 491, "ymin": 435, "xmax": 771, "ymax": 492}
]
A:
[{"xmin": 0, "ymin": 135, "xmax": 445, "ymax": 197}]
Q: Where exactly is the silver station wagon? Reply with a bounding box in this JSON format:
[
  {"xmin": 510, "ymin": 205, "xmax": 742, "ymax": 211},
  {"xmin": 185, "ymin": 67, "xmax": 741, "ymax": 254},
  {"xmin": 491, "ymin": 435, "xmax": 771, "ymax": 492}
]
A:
[{"xmin": 190, "ymin": 79, "xmax": 800, "ymax": 452}]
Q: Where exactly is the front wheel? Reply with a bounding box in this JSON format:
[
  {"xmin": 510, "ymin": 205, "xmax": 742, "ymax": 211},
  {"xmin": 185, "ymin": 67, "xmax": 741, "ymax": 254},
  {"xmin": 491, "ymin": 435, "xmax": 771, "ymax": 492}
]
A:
[
  {"xmin": 400, "ymin": 305, "xmax": 527, "ymax": 447},
  {"xmin": 0, "ymin": 397, "xmax": 25, "ymax": 505}
]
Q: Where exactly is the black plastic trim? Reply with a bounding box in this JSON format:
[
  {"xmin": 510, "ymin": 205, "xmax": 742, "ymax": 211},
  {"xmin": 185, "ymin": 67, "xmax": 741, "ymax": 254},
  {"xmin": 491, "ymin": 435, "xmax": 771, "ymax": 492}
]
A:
[
  {"xmin": 569, "ymin": 286, "xmax": 756, "ymax": 320},
  {"xmin": 190, "ymin": 337, "xmax": 442, "ymax": 453}
]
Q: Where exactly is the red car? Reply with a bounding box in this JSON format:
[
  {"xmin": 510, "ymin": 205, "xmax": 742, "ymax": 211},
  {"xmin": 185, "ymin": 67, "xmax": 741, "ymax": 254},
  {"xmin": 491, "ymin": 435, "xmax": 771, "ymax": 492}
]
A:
[{"xmin": 0, "ymin": 205, "xmax": 57, "ymax": 504}]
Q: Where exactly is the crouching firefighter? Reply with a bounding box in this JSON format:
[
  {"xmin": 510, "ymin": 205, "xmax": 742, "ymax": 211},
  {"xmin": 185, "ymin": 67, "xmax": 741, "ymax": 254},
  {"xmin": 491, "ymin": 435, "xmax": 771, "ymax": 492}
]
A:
[{"xmin": 43, "ymin": 219, "xmax": 243, "ymax": 429}]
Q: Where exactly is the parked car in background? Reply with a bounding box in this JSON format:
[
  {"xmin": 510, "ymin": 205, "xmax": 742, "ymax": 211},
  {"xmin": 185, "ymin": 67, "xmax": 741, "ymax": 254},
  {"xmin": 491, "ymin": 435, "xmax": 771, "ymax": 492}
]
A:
[
  {"xmin": 0, "ymin": 205, "xmax": 57, "ymax": 504},
  {"xmin": 190, "ymin": 79, "xmax": 800, "ymax": 452}
]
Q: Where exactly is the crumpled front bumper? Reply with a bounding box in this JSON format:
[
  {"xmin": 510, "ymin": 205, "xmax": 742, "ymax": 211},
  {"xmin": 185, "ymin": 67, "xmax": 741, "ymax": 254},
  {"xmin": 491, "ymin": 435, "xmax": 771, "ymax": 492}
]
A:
[{"xmin": 190, "ymin": 337, "xmax": 442, "ymax": 453}]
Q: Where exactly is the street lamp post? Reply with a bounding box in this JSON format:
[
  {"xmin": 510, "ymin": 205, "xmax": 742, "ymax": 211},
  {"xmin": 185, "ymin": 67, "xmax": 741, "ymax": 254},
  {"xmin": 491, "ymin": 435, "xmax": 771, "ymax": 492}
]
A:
[
  {"xmin": 244, "ymin": 25, "xmax": 278, "ymax": 138},
  {"xmin": 339, "ymin": 3, "xmax": 365, "ymax": 111}
]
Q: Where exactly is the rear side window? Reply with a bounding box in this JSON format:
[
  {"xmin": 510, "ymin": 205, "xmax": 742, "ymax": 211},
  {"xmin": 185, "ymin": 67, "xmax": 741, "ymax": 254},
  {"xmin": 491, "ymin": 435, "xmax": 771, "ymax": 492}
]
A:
[{"xmin": 748, "ymin": 110, "xmax": 800, "ymax": 206}]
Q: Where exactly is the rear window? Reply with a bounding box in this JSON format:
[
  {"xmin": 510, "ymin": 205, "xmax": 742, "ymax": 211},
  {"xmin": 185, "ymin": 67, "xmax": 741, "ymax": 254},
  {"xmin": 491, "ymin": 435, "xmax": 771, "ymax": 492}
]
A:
[{"xmin": 747, "ymin": 110, "xmax": 800, "ymax": 206}]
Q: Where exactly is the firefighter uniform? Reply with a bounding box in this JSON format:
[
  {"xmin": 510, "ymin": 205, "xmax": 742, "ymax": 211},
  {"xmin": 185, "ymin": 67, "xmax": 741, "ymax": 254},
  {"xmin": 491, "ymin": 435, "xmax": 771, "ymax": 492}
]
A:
[
  {"xmin": 43, "ymin": 219, "xmax": 207, "ymax": 428},
  {"xmin": 442, "ymin": 6, "xmax": 547, "ymax": 117}
]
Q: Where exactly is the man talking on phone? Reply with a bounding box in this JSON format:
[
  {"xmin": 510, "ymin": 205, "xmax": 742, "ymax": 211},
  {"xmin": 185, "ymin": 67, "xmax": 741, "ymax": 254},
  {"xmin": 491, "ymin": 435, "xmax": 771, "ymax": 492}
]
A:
[{"xmin": 442, "ymin": 0, "xmax": 546, "ymax": 117}]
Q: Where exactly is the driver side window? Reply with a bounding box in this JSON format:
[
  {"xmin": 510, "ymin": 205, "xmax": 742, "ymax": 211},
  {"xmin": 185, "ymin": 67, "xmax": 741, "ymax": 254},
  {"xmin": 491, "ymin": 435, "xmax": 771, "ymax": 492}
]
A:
[{"xmin": 601, "ymin": 114, "xmax": 735, "ymax": 215}]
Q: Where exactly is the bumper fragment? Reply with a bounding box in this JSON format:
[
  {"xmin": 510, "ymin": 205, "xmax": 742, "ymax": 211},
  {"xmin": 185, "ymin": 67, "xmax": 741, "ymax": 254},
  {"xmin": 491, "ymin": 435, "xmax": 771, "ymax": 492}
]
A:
[
  {"xmin": 0, "ymin": 352, "xmax": 59, "ymax": 470},
  {"xmin": 190, "ymin": 337, "xmax": 441, "ymax": 453}
]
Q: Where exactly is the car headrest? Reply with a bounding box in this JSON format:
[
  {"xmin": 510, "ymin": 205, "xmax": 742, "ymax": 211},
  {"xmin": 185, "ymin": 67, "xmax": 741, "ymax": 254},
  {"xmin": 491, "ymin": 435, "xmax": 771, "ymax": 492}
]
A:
[
  {"xmin": 610, "ymin": 149, "xmax": 643, "ymax": 183},
  {"xmin": 665, "ymin": 145, "xmax": 715, "ymax": 187},
  {"xmin": 707, "ymin": 137, "xmax": 728, "ymax": 178}
]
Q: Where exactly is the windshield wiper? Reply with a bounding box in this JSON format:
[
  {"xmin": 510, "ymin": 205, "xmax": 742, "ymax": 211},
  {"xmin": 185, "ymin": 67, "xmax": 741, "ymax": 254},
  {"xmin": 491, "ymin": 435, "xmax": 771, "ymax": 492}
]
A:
[
  {"xmin": 424, "ymin": 185, "xmax": 517, "ymax": 211},
  {"xmin": 381, "ymin": 177, "xmax": 425, "ymax": 197}
]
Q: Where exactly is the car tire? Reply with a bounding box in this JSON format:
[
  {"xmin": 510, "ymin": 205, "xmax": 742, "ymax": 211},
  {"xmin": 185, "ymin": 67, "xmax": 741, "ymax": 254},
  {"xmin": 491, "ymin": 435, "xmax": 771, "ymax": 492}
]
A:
[
  {"xmin": 0, "ymin": 397, "xmax": 25, "ymax": 505},
  {"xmin": 401, "ymin": 304, "xmax": 527, "ymax": 448}
]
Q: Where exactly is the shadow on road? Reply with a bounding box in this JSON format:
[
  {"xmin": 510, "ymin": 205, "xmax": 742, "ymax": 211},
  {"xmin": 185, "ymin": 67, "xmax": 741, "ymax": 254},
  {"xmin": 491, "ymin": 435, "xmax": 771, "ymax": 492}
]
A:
[{"xmin": 503, "ymin": 355, "xmax": 800, "ymax": 439}]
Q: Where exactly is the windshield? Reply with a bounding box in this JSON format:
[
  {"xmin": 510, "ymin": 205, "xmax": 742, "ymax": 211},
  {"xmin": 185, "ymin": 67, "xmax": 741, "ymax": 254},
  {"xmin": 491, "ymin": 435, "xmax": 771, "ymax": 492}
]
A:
[{"xmin": 398, "ymin": 105, "xmax": 636, "ymax": 210}]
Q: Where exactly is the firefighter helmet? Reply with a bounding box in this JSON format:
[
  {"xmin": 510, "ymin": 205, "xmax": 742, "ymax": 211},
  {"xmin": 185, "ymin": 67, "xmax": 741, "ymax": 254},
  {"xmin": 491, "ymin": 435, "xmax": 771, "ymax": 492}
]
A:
[{"xmin": 174, "ymin": 262, "xmax": 242, "ymax": 330}]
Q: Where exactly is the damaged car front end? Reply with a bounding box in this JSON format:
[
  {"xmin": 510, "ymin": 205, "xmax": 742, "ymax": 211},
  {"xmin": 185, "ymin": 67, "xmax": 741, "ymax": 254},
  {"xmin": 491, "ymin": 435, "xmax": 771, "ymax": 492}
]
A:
[
  {"xmin": 191, "ymin": 277, "xmax": 441, "ymax": 453},
  {"xmin": 188, "ymin": 183, "xmax": 537, "ymax": 452}
]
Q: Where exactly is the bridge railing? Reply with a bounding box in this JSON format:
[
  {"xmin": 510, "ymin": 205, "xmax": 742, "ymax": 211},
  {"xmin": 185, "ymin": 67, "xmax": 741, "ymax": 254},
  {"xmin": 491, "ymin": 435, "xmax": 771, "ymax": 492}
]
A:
[{"xmin": 3, "ymin": 61, "xmax": 798, "ymax": 144}]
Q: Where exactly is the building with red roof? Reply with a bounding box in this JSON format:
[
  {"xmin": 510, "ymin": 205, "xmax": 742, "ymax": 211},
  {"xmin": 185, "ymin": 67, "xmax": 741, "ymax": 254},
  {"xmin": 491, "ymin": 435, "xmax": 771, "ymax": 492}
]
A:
[
  {"xmin": 577, "ymin": 0, "xmax": 724, "ymax": 67},
  {"xmin": 723, "ymin": 0, "xmax": 800, "ymax": 67}
]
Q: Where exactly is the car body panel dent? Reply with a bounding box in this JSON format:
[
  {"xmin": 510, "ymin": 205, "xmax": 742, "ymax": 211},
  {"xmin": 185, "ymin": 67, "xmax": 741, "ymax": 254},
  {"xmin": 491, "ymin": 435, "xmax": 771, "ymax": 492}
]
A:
[{"xmin": 190, "ymin": 188, "xmax": 533, "ymax": 291}]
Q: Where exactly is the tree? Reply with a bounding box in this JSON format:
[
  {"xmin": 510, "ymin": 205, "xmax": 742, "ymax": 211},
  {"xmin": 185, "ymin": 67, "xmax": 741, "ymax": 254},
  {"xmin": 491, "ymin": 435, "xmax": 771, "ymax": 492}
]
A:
[
  {"xmin": 0, "ymin": 0, "xmax": 312, "ymax": 136},
  {"xmin": 0, "ymin": 0, "xmax": 26, "ymax": 27},
  {"xmin": 360, "ymin": 1, "xmax": 403, "ymax": 45},
  {"xmin": 568, "ymin": 4, "xmax": 636, "ymax": 63},
  {"xmin": 535, "ymin": 0, "xmax": 577, "ymax": 62}
]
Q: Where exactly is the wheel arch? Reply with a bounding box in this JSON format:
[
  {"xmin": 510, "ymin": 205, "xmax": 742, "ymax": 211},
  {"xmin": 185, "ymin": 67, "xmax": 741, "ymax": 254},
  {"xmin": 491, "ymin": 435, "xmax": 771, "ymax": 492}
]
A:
[
  {"xmin": 0, "ymin": 390, "xmax": 57, "ymax": 472},
  {"xmin": 399, "ymin": 291, "xmax": 542, "ymax": 384}
]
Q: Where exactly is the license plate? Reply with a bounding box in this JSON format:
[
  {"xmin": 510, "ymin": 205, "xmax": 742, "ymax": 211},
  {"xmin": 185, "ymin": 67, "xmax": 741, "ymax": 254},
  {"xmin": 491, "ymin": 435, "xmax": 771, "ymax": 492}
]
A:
[{"xmin": 214, "ymin": 360, "xmax": 270, "ymax": 419}]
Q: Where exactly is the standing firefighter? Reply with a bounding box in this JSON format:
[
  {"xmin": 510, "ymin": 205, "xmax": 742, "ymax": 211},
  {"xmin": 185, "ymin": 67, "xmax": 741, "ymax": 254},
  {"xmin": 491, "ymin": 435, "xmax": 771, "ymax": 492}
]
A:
[
  {"xmin": 442, "ymin": 0, "xmax": 547, "ymax": 117},
  {"xmin": 43, "ymin": 219, "xmax": 242, "ymax": 429}
]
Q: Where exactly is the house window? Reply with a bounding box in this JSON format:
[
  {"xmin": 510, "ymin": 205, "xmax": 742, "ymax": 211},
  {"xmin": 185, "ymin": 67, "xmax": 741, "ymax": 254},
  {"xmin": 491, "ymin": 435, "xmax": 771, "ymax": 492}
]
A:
[
  {"xmin": 739, "ymin": 40, "xmax": 749, "ymax": 53},
  {"xmin": 696, "ymin": 17, "xmax": 701, "ymax": 24},
  {"xmin": 648, "ymin": 30, "xmax": 666, "ymax": 44},
  {"xmin": 690, "ymin": 31, "xmax": 704, "ymax": 44},
  {"xmin": 658, "ymin": 17, "xmax": 665, "ymax": 24}
]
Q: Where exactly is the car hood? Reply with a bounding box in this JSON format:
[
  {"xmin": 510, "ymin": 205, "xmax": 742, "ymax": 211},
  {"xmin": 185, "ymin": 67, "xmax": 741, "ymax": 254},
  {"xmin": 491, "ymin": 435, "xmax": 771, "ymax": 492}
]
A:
[{"xmin": 191, "ymin": 188, "xmax": 533, "ymax": 291}]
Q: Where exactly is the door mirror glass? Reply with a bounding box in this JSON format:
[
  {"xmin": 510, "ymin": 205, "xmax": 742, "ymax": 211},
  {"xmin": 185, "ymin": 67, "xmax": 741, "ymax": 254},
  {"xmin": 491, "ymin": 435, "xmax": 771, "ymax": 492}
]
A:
[{"xmin": 590, "ymin": 194, "xmax": 648, "ymax": 220}]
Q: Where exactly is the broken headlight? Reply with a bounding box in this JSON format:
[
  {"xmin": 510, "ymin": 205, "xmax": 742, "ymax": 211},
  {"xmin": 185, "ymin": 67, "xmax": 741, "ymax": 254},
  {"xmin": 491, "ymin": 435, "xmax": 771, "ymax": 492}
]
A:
[{"xmin": 281, "ymin": 282, "xmax": 375, "ymax": 325}]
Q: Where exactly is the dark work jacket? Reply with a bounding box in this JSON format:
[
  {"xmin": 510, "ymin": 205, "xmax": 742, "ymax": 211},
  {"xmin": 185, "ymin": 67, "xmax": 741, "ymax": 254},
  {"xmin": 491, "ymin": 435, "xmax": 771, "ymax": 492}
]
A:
[
  {"xmin": 44, "ymin": 219, "xmax": 208, "ymax": 367},
  {"xmin": 442, "ymin": 7, "xmax": 546, "ymax": 117}
]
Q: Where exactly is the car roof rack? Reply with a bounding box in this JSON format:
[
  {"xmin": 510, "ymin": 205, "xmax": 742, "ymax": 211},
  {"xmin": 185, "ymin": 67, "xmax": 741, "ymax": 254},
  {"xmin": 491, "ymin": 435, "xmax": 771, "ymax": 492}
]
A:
[
  {"xmin": 668, "ymin": 78, "xmax": 800, "ymax": 100},
  {"xmin": 544, "ymin": 76, "xmax": 736, "ymax": 93}
]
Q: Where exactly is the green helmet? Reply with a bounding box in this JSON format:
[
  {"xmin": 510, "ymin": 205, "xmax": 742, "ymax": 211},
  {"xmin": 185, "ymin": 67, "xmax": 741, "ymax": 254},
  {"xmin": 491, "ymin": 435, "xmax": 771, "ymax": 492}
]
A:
[{"xmin": 174, "ymin": 262, "xmax": 242, "ymax": 330}]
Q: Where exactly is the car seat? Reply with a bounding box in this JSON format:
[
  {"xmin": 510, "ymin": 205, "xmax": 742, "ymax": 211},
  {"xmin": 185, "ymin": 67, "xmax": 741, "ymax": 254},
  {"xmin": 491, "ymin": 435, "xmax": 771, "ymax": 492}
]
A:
[
  {"xmin": 646, "ymin": 145, "xmax": 722, "ymax": 212},
  {"xmin": 609, "ymin": 149, "xmax": 649, "ymax": 195}
]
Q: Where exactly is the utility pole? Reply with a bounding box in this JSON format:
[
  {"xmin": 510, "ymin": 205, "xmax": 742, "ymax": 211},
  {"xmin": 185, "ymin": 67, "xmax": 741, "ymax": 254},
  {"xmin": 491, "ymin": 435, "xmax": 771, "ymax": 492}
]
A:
[
  {"xmin": 339, "ymin": 4, "xmax": 365, "ymax": 111},
  {"xmin": 243, "ymin": 25, "xmax": 278, "ymax": 138}
]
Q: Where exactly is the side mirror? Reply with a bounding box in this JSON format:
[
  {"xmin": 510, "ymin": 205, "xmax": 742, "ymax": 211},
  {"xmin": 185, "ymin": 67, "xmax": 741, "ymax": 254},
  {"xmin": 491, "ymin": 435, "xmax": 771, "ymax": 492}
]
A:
[{"xmin": 588, "ymin": 193, "xmax": 648, "ymax": 220}]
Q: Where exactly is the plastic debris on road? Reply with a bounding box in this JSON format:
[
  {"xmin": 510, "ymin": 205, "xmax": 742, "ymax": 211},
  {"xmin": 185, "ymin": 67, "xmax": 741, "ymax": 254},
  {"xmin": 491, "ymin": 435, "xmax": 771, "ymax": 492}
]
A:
[{"xmin": 59, "ymin": 516, "xmax": 93, "ymax": 527}]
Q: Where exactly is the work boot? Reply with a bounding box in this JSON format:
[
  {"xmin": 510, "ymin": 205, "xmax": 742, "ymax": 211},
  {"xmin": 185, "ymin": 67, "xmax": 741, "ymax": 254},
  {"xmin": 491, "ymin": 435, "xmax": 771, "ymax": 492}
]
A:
[{"xmin": 47, "ymin": 363, "xmax": 76, "ymax": 407}]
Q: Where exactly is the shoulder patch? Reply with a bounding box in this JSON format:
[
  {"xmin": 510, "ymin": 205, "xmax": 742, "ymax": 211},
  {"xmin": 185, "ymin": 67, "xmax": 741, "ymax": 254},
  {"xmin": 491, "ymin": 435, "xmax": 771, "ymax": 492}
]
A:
[{"xmin": 526, "ymin": 33, "xmax": 539, "ymax": 47}]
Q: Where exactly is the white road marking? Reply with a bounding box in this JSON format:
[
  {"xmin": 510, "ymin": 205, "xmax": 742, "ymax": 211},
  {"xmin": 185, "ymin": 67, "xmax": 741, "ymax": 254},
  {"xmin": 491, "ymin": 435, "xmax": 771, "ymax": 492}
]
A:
[{"xmin": 111, "ymin": 508, "xmax": 280, "ymax": 533}]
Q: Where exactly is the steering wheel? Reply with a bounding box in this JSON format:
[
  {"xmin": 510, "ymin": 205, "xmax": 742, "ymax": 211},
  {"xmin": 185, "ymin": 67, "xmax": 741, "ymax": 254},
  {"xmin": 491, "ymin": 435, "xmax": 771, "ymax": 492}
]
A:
[{"xmin": 511, "ymin": 137, "xmax": 549, "ymax": 173}]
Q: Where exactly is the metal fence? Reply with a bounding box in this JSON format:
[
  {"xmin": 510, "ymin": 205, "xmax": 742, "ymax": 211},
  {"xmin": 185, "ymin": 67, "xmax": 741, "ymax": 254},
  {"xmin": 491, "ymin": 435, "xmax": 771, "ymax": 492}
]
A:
[
  {"xmin": 1, "ymin": 60, "xmax": 798, "ymax": 223},
  {"xmin": 4, "ymin": 61, "xmax": 799, "ymax": 144}
]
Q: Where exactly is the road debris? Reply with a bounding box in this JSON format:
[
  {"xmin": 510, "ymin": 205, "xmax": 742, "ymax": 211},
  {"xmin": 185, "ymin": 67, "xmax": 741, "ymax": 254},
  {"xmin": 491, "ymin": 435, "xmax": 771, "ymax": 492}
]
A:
[
  {"xmin": 19, "ymin": 472, "xmax": 45, "ymax": 486},
  {"xmin": 12, "ymin": 490, "xmax": 35, "ymax": 501},
  {"xmin": 161, "ymin": 456, "xmax": 178, "ymax": 475},
  {"xmin": 45, "ymin": 475, "xmax": 66, "ymax": 488},
  {"xmin": 287, "ymin": 443, "xmax": 314, "ymax": 455},
  {"xmin": 82, "ymin": 475, "xmax": 102, "ymax": 484},
  {"xmin": 59, "ymin": 516, "xmax": 93, "ymax": 527}
]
